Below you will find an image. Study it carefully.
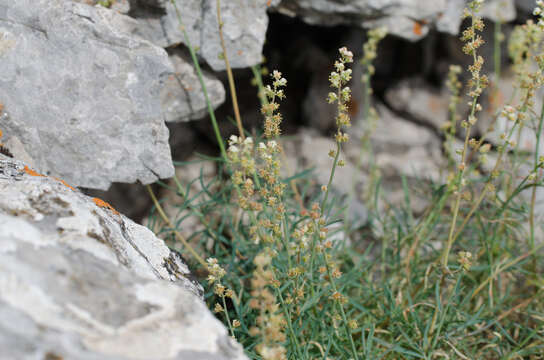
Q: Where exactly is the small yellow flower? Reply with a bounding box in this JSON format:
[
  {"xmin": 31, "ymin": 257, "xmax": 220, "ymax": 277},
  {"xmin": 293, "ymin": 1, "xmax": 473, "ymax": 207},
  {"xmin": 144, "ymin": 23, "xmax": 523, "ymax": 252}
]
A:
[{"xmin": 214, "ymin": 303, "xmax": 224, "ymax": 313}]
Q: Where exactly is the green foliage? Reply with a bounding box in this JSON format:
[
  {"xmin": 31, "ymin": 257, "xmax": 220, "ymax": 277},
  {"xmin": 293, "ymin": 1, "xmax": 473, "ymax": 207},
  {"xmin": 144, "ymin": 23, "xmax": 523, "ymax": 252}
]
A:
[
  {"xmin": 149, "ymin": 1, "xmax": 544, "ymax": 358},
  {"xmin": 97, "ymin": 0, "xmax": 113, "ymax": 8}
]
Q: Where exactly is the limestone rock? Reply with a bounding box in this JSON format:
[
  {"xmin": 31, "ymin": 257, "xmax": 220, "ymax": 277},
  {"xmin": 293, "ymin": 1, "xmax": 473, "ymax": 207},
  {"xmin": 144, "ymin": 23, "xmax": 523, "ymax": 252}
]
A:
[
  {"xmin": 143, "ymin": 156, "xmax": 218, "ymax": 251},
  {"xmin": 478, "ymin": 71, "xmax": 544, "ymax": 155},
  {"xmin": 162, "ymin": 48, "xmax": 226, "ymax": 122},
  {"xmin": 283, "ymin": 128, "xmax": 369, "ymax": 228},
  {"xmin": 351, "ymin": 104, "xmax": 444, "ymax": 182},
  {"xmin": 0, "ymin": 0, "xmax": 174, "ymax": 190},
  {"xmin": 346, "ymin": 104, "xmax": 445, "ymax": 213},
  {"xmin": 515, "ymin": 0, "xmax": 537, "ymax": 15},
  {"xmin": 129, "ymin": 0, "xmax": 280, "ymax": 71},
  {"xmin": 385, "ymin": 78, "xmax": 450, "ymax": 131},
  {"xmin": 73, "ymin": 0, "xmax": 131, "ymax": 13},
  {"xmin": 274, "ymin": 0, "xmax": 516, "ymax": 41},
  {"xmin": 0, "ymin": 157, "xmax": 247, "ymax": 360},
  {"xmin": 480, "ymin": 0, "xmax": 517, "ymax": 22}
]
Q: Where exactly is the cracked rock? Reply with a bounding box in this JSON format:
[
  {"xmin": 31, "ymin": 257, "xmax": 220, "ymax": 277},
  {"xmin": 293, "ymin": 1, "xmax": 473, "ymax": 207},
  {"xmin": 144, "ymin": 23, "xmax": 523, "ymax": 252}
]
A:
[
  {"xmin": 0, "ymin": 0, "xmax": 174, "ymax": 190},
  {"xmin": 0, "ymin": 156, "xmax": 247, "ymax": 360},
  {"xmin": 129, "ymin": 0, "xmax": 280, "ymax": 71},
  {"xmin": 477, "ymin": 70, "xmax": 544, "ymax": 155},
  {"xmin": 347, "ymin": 104, "xmax": 444, "ymax": 182},
  {"xmin": 385, "ymin": 78, "xmax": 450, "ymax": 131},
  {"xmin": 282, "ymin": 128, "xmax": 369, "ymax": 229},
  {"xmin": 345, "ymin": 104, "xmax": 445, "ymax": 213},
  {"xmin": 161, "ymin": 48, "xmax": 226, "ymax": 122},
  {"xmin": 73, "ymin": 0, "xmax": 131, "ymax": 13},
  {"xmin": 274, "ymin": 0, "xmax": 516, "ymax": 41}
]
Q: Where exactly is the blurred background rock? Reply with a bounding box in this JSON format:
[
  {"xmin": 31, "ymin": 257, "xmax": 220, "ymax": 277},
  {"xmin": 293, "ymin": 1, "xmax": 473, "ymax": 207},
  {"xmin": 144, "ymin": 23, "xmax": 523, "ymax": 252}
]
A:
[{"xmin": 2, "ymin": 0, "xmax": 537, "ymax": 223}]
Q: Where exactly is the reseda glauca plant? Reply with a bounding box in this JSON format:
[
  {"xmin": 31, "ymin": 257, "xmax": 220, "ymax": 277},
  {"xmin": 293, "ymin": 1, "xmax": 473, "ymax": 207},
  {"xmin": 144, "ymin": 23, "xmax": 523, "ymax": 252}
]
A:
[{"xmin": 151, "ymin": 0, "xmax": 544, "ymax": 357}]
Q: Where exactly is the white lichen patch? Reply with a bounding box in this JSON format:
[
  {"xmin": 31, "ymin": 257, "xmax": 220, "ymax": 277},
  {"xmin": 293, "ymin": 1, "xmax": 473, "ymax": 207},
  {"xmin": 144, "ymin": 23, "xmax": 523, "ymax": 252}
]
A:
[
  {"xmin": 0, "ymin": 158, "xmax": 241, "ymax": 359},
  {"xmin": 0, "ymin": 29, "xmax": 16, "ymax": 56},
  {"xmin": 83, "ymin": 281, "xmax": 236, "ymax": 359},
  {"xmin": 0, "ymin": 213, "xmax": 55, "ymax": 248}
]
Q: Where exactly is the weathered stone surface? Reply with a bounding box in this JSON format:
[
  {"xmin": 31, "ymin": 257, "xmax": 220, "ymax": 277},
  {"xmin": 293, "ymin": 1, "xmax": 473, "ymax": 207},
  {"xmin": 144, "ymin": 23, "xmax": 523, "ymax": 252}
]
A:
[
  {"xmin": 129, "ymin": 0, "xmax": 279, "ymax": 71},
  {"xmin": 478, "ymin": 71, "xmax": 544, "ymax": 155},
  {"xmin": 282, "ymin": 128, "xmax": 369, "ymax": 228},
  {"xmin": 162, "ymin": 48, "xmax": 226, "ymax": 122},
  {"xmin": 480, "ymin": 0, "xmax": 517, "ymax": 22},
  {"xmin": 385, "ymin": 78, "xmax": 450, "ymax": 130},
  {"xmin": 0, "ymin": 0, "xmax": 174, "ymax": 190},
  {"xmin": 274, "ymin": 0, "xmax": 516, "ymax": 41},
  {"xmin": 345, "ymin": 104, "xmax": 444, "ymax": 212},
  {"xmin": 143, "ymin": 156, "xmax": 218, "ymax": 250},
  {"xmin": 347, "ymin": 104, "xmax": 444, "ymax": 182},
  {"xmin": 0, "ymin": 157, "xmax": 247, "ymax": 360},
  {"xmin": 74, "ymin": 0, "xmax": 131, "ymax": 13},
  {"xmin": 516, "ymin": 0, "xmax": 537, "ymax": 14}
]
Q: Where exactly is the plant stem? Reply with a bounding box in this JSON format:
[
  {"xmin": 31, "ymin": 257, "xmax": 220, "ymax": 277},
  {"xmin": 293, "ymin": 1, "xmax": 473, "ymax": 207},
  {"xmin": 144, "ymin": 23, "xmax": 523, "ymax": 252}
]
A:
[
  {"xmin": 324, "ymin": 255, "xmax": 359, "ymax": 360},
  {"xmin": 275, "ymin": 287, "xmax": 304, "ymax": 359},
  {"xmin": 494, "ymin": 20, "xmax": 501, "ymax": 81},
  {"xmin": 221, "ymin": 295, "xmax": 236, "ymax": 337},
  {"xmin": 146, "ymin": 185, "xmax": 207, "ymax": 267},
  {"xmin": 321, "ymin": 86, "xmax": 343, "ymax": 213},
  {"xmin": 448, "ymin": 88, "xmax": 534, "ymax": 247},
  {"xmin": 441, "ymin": 13, "xmax": 481, "ymax": 270},
  {"xmin": 441, "ymin": 115, "xmax": 474, "ymax": 270},
  {"xmin": 170, "ymin": 0, "xmax": 227, "ymax": 160},
  {"xmin": 251, "ymin": 65, "xmax": 268, "ymax": 106},
  {"xmin": 216, "ymin": 0, "xmax": 245, "ymax": 140},
  {"xmin": 529, "ymin": 101, "xmax": 544, "ymax": 272}
]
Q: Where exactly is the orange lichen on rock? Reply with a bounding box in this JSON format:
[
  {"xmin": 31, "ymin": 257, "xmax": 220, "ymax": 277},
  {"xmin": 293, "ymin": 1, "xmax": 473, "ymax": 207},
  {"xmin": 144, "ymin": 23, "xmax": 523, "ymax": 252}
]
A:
[
  {"xmin": 24, "ymin": 165, "xmax": 77, "ymax": 191},
  {"xmin": 92, "ymin": 197, "xmax": 119, "ymax": 215},
  {"xmin": 413, "ymin": 21, "xmax": 423, "ymax": 36},
  {"xmin": 52, "ymin": 177, "xmax": 76, "ymax": 191},
  {"xmin": 24, "ymin": 165, "xmax": 46, "ymax": 177}
]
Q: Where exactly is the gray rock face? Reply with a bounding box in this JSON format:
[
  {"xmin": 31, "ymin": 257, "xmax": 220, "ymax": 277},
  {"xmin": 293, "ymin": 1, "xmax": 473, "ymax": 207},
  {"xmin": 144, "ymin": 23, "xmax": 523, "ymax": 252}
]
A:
[
  {"xmin": 345, "ymin": 104, "xmax": 444, "ymax": 213},
  {"xmin": 385, "ymin": 78, "xmax": 450, "ymax": 130},
  {"xmin": 0, "ymin": 0, "xmax": 174, "ymax": 190},
  {"xmin": 480, "ymin": 0, "xmax": 517, "ymax": 22},
  {"xmin": 516, "ymin": 0, "xmax": 537, "ymax": 14},
  {"xmin": 0, "ymin": 157, "xmax": 247, "ymax": 360},
  {"xmin": 143, "ymin": 156, "xmax": 218, "ymax": 247},
  {"xmin": 73, "ymin": 0, "xmax": 131, "ymax": 13},
  {"xmin": 162, "ymin": 48, "xmax": 226, "ymax": 122},
  {"xmin": 129, "ymin": 0, "xmax": 279, "ymax": 71},
  {"xmin": 282, "ymin": 128, "xmax": 369, "ymax": 228},
  {"xmin": 348, "ymin": 104, "xmax": 444, "ymax": 182},
  {"xmin": 478, "ymin": 71, "xmax": 544, "ymax": 155},
  {"xmin": 274, "ymin": 0, "xmax": 516, "ymax": 41}
]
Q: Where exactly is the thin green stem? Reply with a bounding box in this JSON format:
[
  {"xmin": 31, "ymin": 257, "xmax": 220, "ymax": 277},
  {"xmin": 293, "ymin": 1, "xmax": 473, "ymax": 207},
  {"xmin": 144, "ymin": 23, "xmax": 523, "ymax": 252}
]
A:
[
  {"xmin": 449, "ymin": 118, "xmax": 521, "ymax": 250},
  {"xmin": 221, "ymin": 295, "xmax": 235, "ymax": 337},
  {"xmin": 216, "ymin": 0, "xmax": 244, "ymax": 140},
  {"xmin": 146, "ymin": 185, "xmax": 207, "ymax": 267},
  {"xmin": 323, "ymin": 254, "xmax": 359, "ymax": 360},
  {"xmin": 441, "ymin": 13, "xmax": 482, "ymax": 270},
  {"xmin": 275, "ymin": 287, "xmax": 304, "ymax": 359},
  {"xmin": 448, "ymin": 87, "xmax": 534, "ymax": 248},
  {"xmin": 251, "ymin": 65, "xmax": 268, "ymax": 106},
  {"xmin": 321, "ymin": 141, "xmax": 341, "ymax": 214},
  {"xmin": 529, "ymin": 101, "xmax": 544, "ymax": 272},
  {"xmin": 170, "ymin": 0, "xmax": 227, "ymax": 160},
  {"xmin": 494, "ymin": 20, "xmax": 502, "ymax": 81},
  {"xmin": 321, "ymin": 85, "xmax": 343, "ymax": 214}
]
